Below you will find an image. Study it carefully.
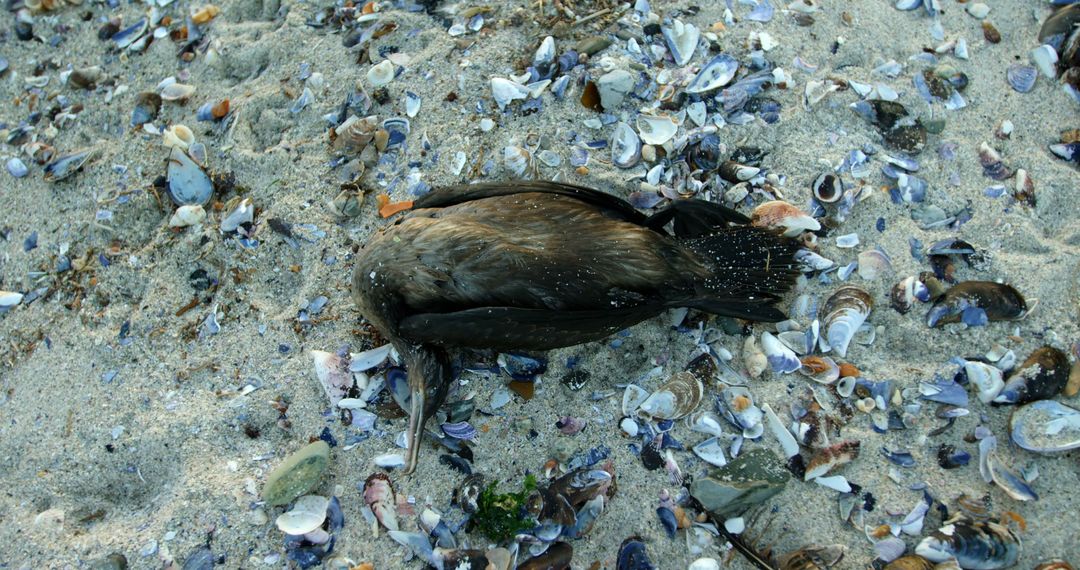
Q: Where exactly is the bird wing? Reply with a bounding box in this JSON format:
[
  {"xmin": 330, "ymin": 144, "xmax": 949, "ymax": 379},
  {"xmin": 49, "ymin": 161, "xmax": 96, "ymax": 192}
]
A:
[
  {"xmin": 412, "ymin": 181, "xmax": 650, "ymax": 226},
  {"xmin": 397, "ymin": 306, "xmax": 659, "ymax": 351}
]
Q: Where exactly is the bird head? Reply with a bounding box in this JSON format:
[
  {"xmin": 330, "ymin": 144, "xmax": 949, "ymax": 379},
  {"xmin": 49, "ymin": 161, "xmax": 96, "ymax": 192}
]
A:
[{"xmin": 403, "ymin": 344, "xmax": 452, "ymax": 474}]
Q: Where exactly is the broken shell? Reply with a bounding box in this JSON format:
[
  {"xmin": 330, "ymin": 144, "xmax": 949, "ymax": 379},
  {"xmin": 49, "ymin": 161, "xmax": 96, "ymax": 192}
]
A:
[
  {"xmin": 761, "ymin": 331, "xmax": 800, "ymax": 374},
  {"xmin": 751, "ymin": 201, "xmax": 821, "ymax": 237},
  {"xmin": 779, "ymin": 545, "xmax": 846, "ymax": 570},
  {"xmin": 821, "ymin": 286, "xmax": 873, "ymax": 358},
  {"xmin": 612, "ymin": 122, "xmax": 641, "ymax": 168},
  {"xmin": 890, "ymin": 276, "xmax": 928, "ymax": 314},
  {"xmin": 686, "ymin": 411, "xmax": 726, "ymax": 437},
  {"xmin": 685, "ymin": 53, "xmax": 739, "ymax": 94},
  {"xmin": 160, "ymin": 82, "xmax": 196, "ymax": 102},
  {"xmin": 491, "ymin": 77, "xmax": 530, "ymax": 110},
  {"xmin": 622, "ymin": 384, "xmax": 650, "ymax": 416},
  {"xmin": 0, "ymin": 291, "xmax": 25, "ymax": 308},
  {"xmin": 1009, "ymin": 399, "xmax": 1080, "ymax": 453},
  {"xmin": 718, "ymin": 386, "xmax": 764, "ymax": 439},
  {"xmin": 221, "ymin": 197, "xmax": 254, "ymax": 233},
  {"xmin": 636, "ymin": 113, "xmax": 678, "ymax": 146},
  {"xmin": 169, "ymin": 204, "xmax": 206, "ymax": 228},
  {"xmin": 638, "ymin": 371, "xmax": 703, "ymax": 420},
  {"xmin": 276, "ymin": 495, "xmax": 329, "ymax": 536},
  {"xmin": 332, "ymin": 115, "xmax": 379, "ymax": 154},
  {"xmin": 661, "ymin": 19, "xmax": 700, "ymax": 66},
  {"xmin": 692, "ymin": 437, "xmax": 728, "ymax": 467},
  {"xmin": 964, "ymin": 360, "xmax": 1004, "ymax": 404},
  {"xmin": 162, "ymin": 124, "xmax": 195, "ymax": 150},
  {"xmin": 367, "ymin": 60, "xmax": 395, "ymax": 88},
  {"xmin": 994, "ymin": 346, "xmax": 1069, "ymax": 405},
  {"xmin": 363, "ymin": 473, "xmax": 398, "ymax": 531},
  {"xmin": 719, "ymin": 161, "xmax": 761, "ymax": 183},
  {"xmin": 166, "ymin": 146, "xmax": 214, "ymax": 206},
  {"xmin": 980, "ymin": 436, "xmax": 1037, "ymax": 501},
  {"xmin": 926, "ymin": 281, "xmax": 1028, "ymax": 327},
  {"xmin": 504, "ymin": 146, "xmax": 532, "ymax": 176},
  {"xmin": 798, "ymin": 355, "xmax": 840, "ymax": 384},
  {"xmin": 803, "ymin": 440, "xmax": 860, "ymax": 481},
  {"xmin": 43, "ymin": 148, "xmax": 96, "ymax": 182},
  {"xmin": 330, "ymin": 187, "xmax": 365, "ymax": 218},
  {"xmin": 131, "ymin": 92, "xmax": 161, "ymax": 126},
  {"xmin": 916, "ymin": 519, "xmax": 1021, "ymax": 569}
]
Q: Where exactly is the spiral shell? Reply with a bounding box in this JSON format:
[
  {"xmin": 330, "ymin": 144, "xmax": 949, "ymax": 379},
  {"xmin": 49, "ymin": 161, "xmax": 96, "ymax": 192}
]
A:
[
  {"xmin": 821, "ymin": 286, "xmax": 873, "ymax": 358},
  {"xmin": 638, "ymin": 371, "xmax": 703, "ymax": 420},
  {"xmin": 812, "ymin": 173, "xmax": 844, "ymax": 204}
]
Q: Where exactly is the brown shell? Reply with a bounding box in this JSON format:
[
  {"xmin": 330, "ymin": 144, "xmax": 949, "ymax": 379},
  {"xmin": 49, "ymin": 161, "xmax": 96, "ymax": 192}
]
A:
[
  {"xmin": 751, "ymin": 200, "xmax": 818, "ymax": 235},
  {"xmin": 332, "ymin": 115, "xmax": 379, "ymax": 153},
  {"xmin": 1035, "ymin": 561, "xmax": 1076, "ymax": 570},
  {"xmin": 779, "ymin": 545, "xmax": 846, "ymax": 570},
  {"xmin": 884, "ymin": 555, "xmax": 935, "ymax": 570}
]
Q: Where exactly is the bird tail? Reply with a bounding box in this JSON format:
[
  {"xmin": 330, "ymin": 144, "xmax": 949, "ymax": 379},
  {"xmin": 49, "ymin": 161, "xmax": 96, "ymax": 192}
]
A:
[{"xmin": 676, "ymin": 226, "xmax": 800, "ymax": 322}]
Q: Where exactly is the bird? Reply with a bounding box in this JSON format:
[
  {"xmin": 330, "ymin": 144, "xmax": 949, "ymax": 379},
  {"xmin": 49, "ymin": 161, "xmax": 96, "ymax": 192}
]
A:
[{"xmin": 350, "ymin": 181, "xmax": 800, "ymax": 473}]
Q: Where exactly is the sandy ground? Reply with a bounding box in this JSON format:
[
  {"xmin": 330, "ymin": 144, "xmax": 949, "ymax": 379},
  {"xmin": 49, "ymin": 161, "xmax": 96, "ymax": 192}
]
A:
[{"xmin": 1, "ymin": 0, "xmax": 1078, "ymax": 568}]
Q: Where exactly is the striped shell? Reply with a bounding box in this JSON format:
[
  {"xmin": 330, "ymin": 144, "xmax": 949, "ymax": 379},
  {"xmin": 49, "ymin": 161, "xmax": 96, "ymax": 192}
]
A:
[{"xmin": 821, "ymin": 286, "xmax": 873, "ymax": 358}]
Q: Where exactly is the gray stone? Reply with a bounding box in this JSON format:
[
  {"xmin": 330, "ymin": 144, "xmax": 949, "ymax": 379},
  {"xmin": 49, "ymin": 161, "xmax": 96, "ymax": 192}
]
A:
[
  {"xmin": 596, "ymin": 70, "xmax": 635, "ymax": 111},
  {"xmin": 690, "ymin": 448, "xmax": 789, "ymax": 518},
  {"xmin": 262, "ymin": 441, "xmax": 330, "ymax": 506}
]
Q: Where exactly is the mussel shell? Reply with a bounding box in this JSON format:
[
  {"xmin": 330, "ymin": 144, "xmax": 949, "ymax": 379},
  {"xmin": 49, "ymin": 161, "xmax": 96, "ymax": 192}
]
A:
[
  {"xmin": 850, "ymin": 99, "xmax": 909, "ymax": 130},
  {"xmin": 915, "ymin": 519, "xmax": 1021, "ymax": 570},
  {"xmin": 166, "ymin": 146, "xmax": 213, "ymax": 206},
  {"xmin": 43, "ymin": 148, "xmax": 96, "ymax": 182},
  {"xmin": 1039, "ymin": 3, "xmax": 1080, "ymax": 44},
  {"xmin": 454, "ymin": 473, "xmax": 485, "ymax": 514},
  {"xmin": 994, "ymin": 346, "xmax": 1070, "ymax": 405},
  {"xmin": 926, "ymin": 281, "xmax": 1027, "ymax": 327},
  {"xmin": 688, "ymin": 133, "xmax": 722, "ymax": 172},
  {"xmin": 1009, "ymin": 399, "xmax": 1080, "ymax": 452},
  {"xmin": 131, "ymin": 91, "xmax": 162, "ymax": 126},
  {"xmin": 821, "ymin": 286, "xmax": 872, "ymax": 358},
  {"xmin": 518, "ymin": 542, "xmax": 573, "ymax": 570},
  {"xmin": 616, "ymin": 536, "xmax": 655, "ymax": 570}
]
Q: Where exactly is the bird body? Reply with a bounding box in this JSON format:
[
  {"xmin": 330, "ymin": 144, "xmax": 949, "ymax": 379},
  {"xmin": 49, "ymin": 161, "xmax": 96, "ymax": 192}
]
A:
[{"xmin": 351, "ymin": 181, "xmax": 799, "ymax": 472}]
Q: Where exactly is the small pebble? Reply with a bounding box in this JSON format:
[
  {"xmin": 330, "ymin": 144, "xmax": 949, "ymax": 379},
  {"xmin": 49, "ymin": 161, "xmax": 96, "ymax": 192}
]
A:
[
  {"xmin": 6, "ymin": 157, "xmax": 28, "ymax": 178},
  {"xmin": 965, "ymin": 3, "xmax": 990, "ymax": 19}
]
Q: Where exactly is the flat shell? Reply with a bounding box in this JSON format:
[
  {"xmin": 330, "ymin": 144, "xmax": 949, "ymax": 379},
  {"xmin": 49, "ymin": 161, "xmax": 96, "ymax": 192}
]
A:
[
  {"xmin": 261, "ymin": 441, "xmax": 331, "ymax": 506},
  {"xmin": 1009, "ymin": 400, "xmax": 1080, "ymax": 452},
  {"xmin": 275, "ymin": 495, "xmax": 329, "ymax": 535}
]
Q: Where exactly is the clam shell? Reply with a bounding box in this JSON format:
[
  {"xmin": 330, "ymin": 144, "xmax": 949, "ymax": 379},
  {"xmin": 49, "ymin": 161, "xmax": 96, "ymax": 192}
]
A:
[
  {"xmin": 798, "ymin": 355, "xmax": 840, "ymax": 384},
  {"xmin": 915, "ymin": 519, "xmax": 1021, "ymax": 569},
  {"xmin": 160, "ymin": 82, "xmax": 196, "ymax": 102},
  {"xmin": 367, "ymin": 60, "xmax": 395, "ymax": 87},
  {"xmin": 821, "ymin": 286, "xmax": 873, "ymax": 358},
  {"xmin": 661, "ymin": 19, "xmax": 700, "ymax": 66},
  {"xmin": 611, "ymin": 122, "xmax": 641, "ymax": 168},
  {"xmin": 685, "ymin": 53, "xmax": 739, "ymax": 93},
  {"xmin": 166, "ymin": 146, "xmax": 213, "ymax": 206},
  {"xmin": 1009, "ymin": 399, "xmax": 1080, "ymax": 452},
  {"xmin": 994, "ymin": 346, "xmax": 1070, "ymax": 405},
  {"xmin": 751, "ymin": 201, "xmax": 821, "ymax": 237},
  {"xmin": 0, "ymin": 291, "xmax": 24, "ymax": 308},
  {"xmin": 504, "ymin": 145, "xmax": 532, "ymax": 176},
  {"xmin": 1006, "ymin": 64, "xmax": 1037, "ymax": 93},
  {"xmin": 926, "ymin": 281, "xmax": 1027, "ymax": 327},
  {"xmin": 635, "ymin": 113, "xmax": 678, "ymax": 146},
  {"xmin": 622, "ymin": 384, "xmax": 650, "ymax": 416},
  {"xmin": 692, "ymin": 437, "xmax": 728, "ymax": 467},
  {"xmin": 638, "ymin": 371, "xmax": 703, "ymax": 420},
  {"xmin": 718, "ymin": 386, "xmax": 764, "ymax": 439},
  {"xmin": 275, "ymin": 495, "xmax": 329, "ymax": 536}
]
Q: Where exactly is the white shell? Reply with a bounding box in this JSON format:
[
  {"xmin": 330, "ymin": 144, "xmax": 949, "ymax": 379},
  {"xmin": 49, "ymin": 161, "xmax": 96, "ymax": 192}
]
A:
[
  {"xmin": 220, "ymin": 198, "xmax": 254, "ymax": 233},
  {"xmin": 350, "ymin": 344, "xmax": 393, "ymax": 372},
  {"xmin": 622, "ymin": 384, "xmax": 650, "ymax": 416},
  {"xmin": 685, "ymin": 54, "xmax": 739, "ymax": 93},
  {"xmin": 367, "ymin": 60, "xmax": 396, "ymax": 88},
  {"xmin": 620, "ymin": 417, "xmax": 640, "ymax": 437},
  {"xmin": 611, "ymin": 122, "xmax": 641, "ymax": 168},
  {"xmin": 504, "ymin": 146, "xmax": 532, "ymax": 176},
  {"xmin": 743, "ymin": 336, "xmax": 767, "ymax": 379},
  {"xmin": 813, "ymin": 475, "xmax": 851, "ymax": 493},
  {"xmin": 638, "ymin": 371, "xmax": 703, "ymax": 420},
  {"xmin": 276, "ymin": 495, "xmax": 329, "ymax": 536},
  {"xmin": 964, "ymin": 361, "xmax": 1004, "ymax": 404},
  {"xmin": 490, "ymin": 77, "xmax": 530, "ymax": 110},
  {"xmin": 661, "ymin": 19, "xmax": 700, "ymax": 66},
  {"xmin": 0, "ymin": 291, "xmax": 24, "ymax": 308},
  {"xmin": 692, "ymin": 437, "xmax": 728, "ymax": 467},
  {"xmin": 686, "ymin": 101, "xmax": 707, "ymax": 126},
  {"xmin": 762, "ymin": 403, "xmax": 800, "ymax": 458},
  {"xmin": 821, "ymin": 286, "xmax": 873, "ymax": 358},
  {"xmin": 689, "ymin": 558, "xmax": 721, "ymax": 570},
  {"xmin": 311, "ymin": 350, "xmax": 352, "ymax": 406},
  {"xmin": 373, "ymin": 453, "xmax": 406, "ymax": 468},
  {"xmin": 837, "ymin": 376, "xmax": 856, "ymax": 398},
  {"xmin": 160, "ymin": 82, "xmax": 196, "ymax": 102},
  {"xmin": 636, "ymin": 113, "xmax": 678, "ymax": 146},
  {"xmin": 168, "ymin": 204, "xmax": 206, "ymax": 228},
  {"xmin": 162, "ymin": 124, "xmax": 194, "ymax": 150},
  {"xmin": 686, "ymin": 411, "xmax": 726, "ymax": 437}
]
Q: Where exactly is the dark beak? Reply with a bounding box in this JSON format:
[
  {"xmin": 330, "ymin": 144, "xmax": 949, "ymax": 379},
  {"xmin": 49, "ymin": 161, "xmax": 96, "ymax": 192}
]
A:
[{"xmin": 403, "ymin": 345, "xmax": 451, "ymax": 475}]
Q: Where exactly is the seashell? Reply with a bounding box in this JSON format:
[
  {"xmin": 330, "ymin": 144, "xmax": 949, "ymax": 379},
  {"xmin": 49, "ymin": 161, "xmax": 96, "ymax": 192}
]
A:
[
  {"xmin": 160, "ymin": 82, "xmax": 196, "ymax": 102},
  {"xmin": 638, "ymin": 371, "xmax": 703, "ymax": 420},
  {"xmin": 751, "ymin": 201, "xmax": 821, "ymax": 237},
  {"xmin": 743, "ymin": 336, "xmax": 768, "ymax": 379},
  {"xmin": 661, "ymin": 19, "xmax": 700, "ymax": 66},
  {"xmin": 1006, "ymin": 64, "xmax": 1037, "ymax": 93},
  {"xmin": 821, "ymin": 286, "xmax": 872, "ymax": 358},
  {"xmin": 112, "ymin": 17, "xmax": 148, "ymax": 49},
  {"xmin": 367, "ymin": 60, "xmax": 396, "ymax": 88},
  {"xmin": 778, "ymin": 329, "xmax": 814, "ymax": 355},
  {"xmin": 620, "ymin": 417, "xmax": 639, "ymax": 437},
  {"xmin": 812, "ymin": 173, "xmax": 843, "ymax": 204},
  {"xmin": 166, "ymin": 147, "xmax": 213, "ymax": 206},
  {"xmin": 363, "ymin": 473, "xmax": 398, "ymax": 531},
  {"xmin": 685, "ymin": 53, "xmax": 739, "ymax": 93},
  {"xmin": 890, "ymin": 276, "xmax": 928, "ymax": 314},
  {"xmin": 332, "ymin": 115, "xmax": 379, "ymax": 153},
  {"xmin": 857, "ymin": 248, "xmax": 892, "ymax": 281},
  {"xmin": 836, "ymin": 376, "xmax": 856, "ymax": 398},
  {"xmin": 130, "ymin": 92, "xmax": 161, "ymax": 127},
  {"xmin": 761, "ymin": 331, "xmax": 800, "ymax": 374},
  {"xmin": 1050, "ymin": 141, "xmax": 1080, "ymax": 164},
  {"xmin": 994, "ymin": 346, "xmax": 1069, "ymax": 405},
  {"xmin": 191, "ymin": 4, "xmax": 220, "ymax": 25},
  {"xmin": 310, "ymin": 350, "xmax": 353, "ymax": 406},
  {"xmin": 490, "ymin": 77, "xmax": 530, "ymax": 110},
  {"xmin": 404, "ymin": 91, "xmax": 421, "ymax": 118},
  {"xmin": 441, "ymin": 421, "xmax": 477, "ymax": 440},
  {"xmin": 977, "ymin": 141, "xmax": 1012, "ymax": 180},
  {"xmin": 686, "ymin": 410, "xmax": 725, "ymax": 437},
  {"xmin": 617, "ymin": 536, "xmax": 654, "ymax": 570},
  {"xmin": 612, "ymin": 122, "xmax": 641, "ymax": 168},
  {"xmin": 1039, "ymin": 3, "xmax": 1080, "ymax": 44},
  {"xmin": 162, "ymin": 124, "xmax": 195, "ymax": 150},
  {"xmin": 635, "ymin": 114, "xmax": 678, "ymax": 146},
  {"xmin": 7, "ymin": 157, "xmax": 28, "ymax": 178},
  {"xmin": 532, "ymin": 36, "xmax": 556, "ymax": 78},
  {"xmin": 1034, "ymin": 562, "xmax": 1075, "ymax": 570},
  {"xmin": 979, "ymin": 436, "xmax": 1037, "ymax": 501},
  {"xmin": 329, "ymin": 187, "xmax": 364, "ymax": 219},
  {"xmin": 380, "ymin": 118, "xmax": 410, "ymax": 152},
  {"xmin": 883, "ymin": 555, "xmax": 935, "ymax": 570},
  {"xmin": 276, "ymin": 495, "xmax": 329, "ymax": 536},
  {"xmin": 718, "ymin": 161, "xmax": 761, "ymax": 183},
  {"xmin": 169, "ymin": 204, "xmax": 206, "ymax": 228},
  {"xmin": 926, "ymin": 281, "xmax": 1028, "ymax": 327},
  {"xmin": 0, "ymin": 291, "xmax": 24, "ymax": 308},
  {"xmin": 798, "ymin": 356, "xmax": 839, "ymax": 384},
  {"xmin": 67, "ymin": 66, "xmax": 103, "ymax": 90},
  {"xmin": 1012, "ymin": 168, "xmax": 1036, "ymax": 207},
  {"xmin": 689, "ymin": 558, "xmax": 721, "ymax": 570},
  {"xmin": 1009, "ymin": 399, "xmax": 1080, "ymax": 453},
  {"xmin": 779, "ymin": 545, "xmax": 846, "ymax": 570},
  {"xmin": 964, "ymin": 361, "xmax": 1004, "ymax": 404},
  {"xmin": 622, "ymin": 384, "xmax": 650, "ymax": 416},
  {"xmin": 504, "ymin": 145, "xmax": 532, "ymax": 176},
  {"xmin": 43, "ymin": 148, "xmax": 96, "ymax": 182},
  {"xmin": 762, "ymin": 402, "xmax": 800, "ymax": 458},
  {"xmin": 718, "ymin": 386, "xmax": 764, "ymax": 439},
  {"xmin": 916, "ymin": 519, "xmax": 1021, "ymax": 569},
  {"xmin": 692, "ymin": 437, "xmax": 728, "ymax": 467},
  {"xmin": 803, "ymin": 440, "xmax": 860, "ymax": 481}
]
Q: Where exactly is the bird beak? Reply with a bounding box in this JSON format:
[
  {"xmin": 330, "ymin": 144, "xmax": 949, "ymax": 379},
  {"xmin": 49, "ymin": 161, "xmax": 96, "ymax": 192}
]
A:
[{"xmin": 405, "ymin": 389, "xmax": 426, "ymax": 474}]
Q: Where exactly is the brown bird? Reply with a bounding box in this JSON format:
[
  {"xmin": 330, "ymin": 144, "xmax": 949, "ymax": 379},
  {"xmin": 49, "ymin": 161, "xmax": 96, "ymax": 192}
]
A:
[{"xmin": 350, "ymin": 181, "xmax": 799, "ymax": 473}]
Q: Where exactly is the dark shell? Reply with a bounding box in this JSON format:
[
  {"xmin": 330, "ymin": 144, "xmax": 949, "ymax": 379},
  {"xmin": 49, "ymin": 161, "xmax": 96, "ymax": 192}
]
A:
[
  {"xmin": 994, "ymin": 346, "xmax": 1070, "ymax": 405},
  {"xmin": 518, "ymin": 542, "xmax": 572, "ymax": 570},
  {"xmin": 688, "ymin": 133, "xmax": 723, "ymax": 172},
  {"xmin": 883, "ymin": 123, "xmax": 928, "ymax": 154},
  {"xmin": 926, "ymin": 281, "xmax": 1027, "ymax": 327},
  {"xmin": 851, "ymin": 99, "xmax": 910, "ymax": 130},
  {"xmin": 131, "ymin": 91, "xmax": 162, "ymax": 127},
  {"xmin": 812, "ymin": 173, "xmax": 843, "ymax": 204},
  {"xmin": 915, "ymin": 519, "xmax": 1020, "ymax": 569},
  {"xmin": 454, "ymin": 473, "xmax": 485, "ymax": 513},
  {"xmin": 1038, "ymin": 3, "xmax": 1080, "ymax": 44},
  {"xmin": 616, "ymin": 536, "xmax": 656, "ymax": 570}
]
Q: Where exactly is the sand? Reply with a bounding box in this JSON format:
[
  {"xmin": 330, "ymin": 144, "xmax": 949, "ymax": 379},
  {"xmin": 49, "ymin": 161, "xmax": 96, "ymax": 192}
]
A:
[{"xmin": 1, "ymin": 0, "xmax": 1078, "ymax": 568}]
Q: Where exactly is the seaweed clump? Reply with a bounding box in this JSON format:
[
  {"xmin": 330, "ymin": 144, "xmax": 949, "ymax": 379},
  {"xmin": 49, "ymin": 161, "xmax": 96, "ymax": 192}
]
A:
[{"xmin": 472, "ymin": 474, "xmax": 538, "ymax": 541}]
